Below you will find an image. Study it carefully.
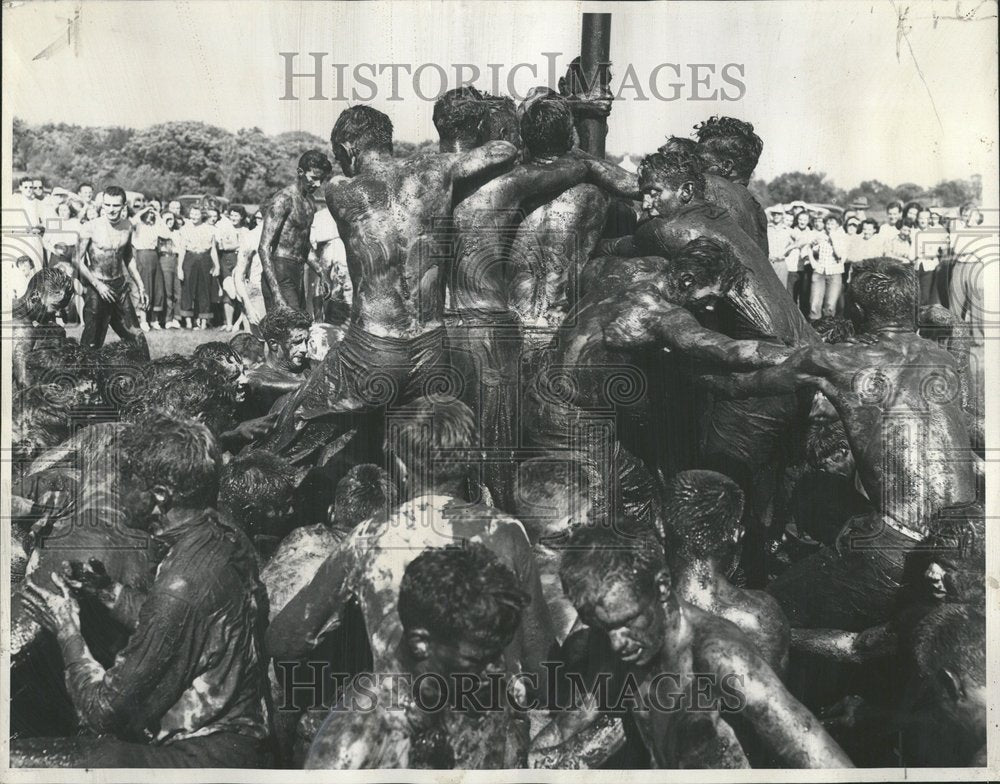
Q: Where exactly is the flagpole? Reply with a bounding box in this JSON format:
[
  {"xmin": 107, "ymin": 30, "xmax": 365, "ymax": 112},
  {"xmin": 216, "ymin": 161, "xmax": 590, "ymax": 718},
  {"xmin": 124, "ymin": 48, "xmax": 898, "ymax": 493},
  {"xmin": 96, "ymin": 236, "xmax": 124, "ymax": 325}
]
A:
[{"xmin": 578, "ymin": 12, "xmax": 611, "ymax": 157}]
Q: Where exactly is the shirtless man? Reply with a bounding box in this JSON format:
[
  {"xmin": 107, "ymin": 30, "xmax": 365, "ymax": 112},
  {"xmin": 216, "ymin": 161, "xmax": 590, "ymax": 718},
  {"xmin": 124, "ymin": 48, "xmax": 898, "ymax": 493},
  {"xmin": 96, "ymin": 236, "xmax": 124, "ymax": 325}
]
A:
[
  {"xmin": 531, "ymin": 525, "xmax": 853, "ymax": 769},
  {"xmin": 267, "ymin": 397, "xmax": 554, "ymax": 766},
  {"xmin": 261, "ymin": 105, "xmax": 519, "ymax": 464},
  {"xmin": 75, "ymin": 186, "xmax": 149, "ymax": 354},
  {"xmin": 259, "ymin": 150, "xmax": 334, "ymax": 311},
  {"xmin": 11, "ymin": 267, "xmax": 75, "ymax": 390},
  {"xmin": 305, "ymin": 544, "xmax": 530, "ymax": 769},
  {"xmin": 605, "ymin": 149, "xmax": 818, "ymax": 582},
  {"xmin": 243, "ymin": 307, "xmax": 313, "ymax": 419},
  {"xmin": 660, "ymin": 470, "xmax": 789, "ymax": 674},
  {"xmin": 441, "ymin": 87, "xmax": 637, "ymax": 509},
  {"xmin": 524, "ymin": 237, "xmax": 793, "ymax": 534},
  {"xmin": 693, "ymin": 116, "xmax": 769, "ymax": 254},
  {"xmin": 702, "ymin": 260, "xmax": 977, "ymax": 629}
]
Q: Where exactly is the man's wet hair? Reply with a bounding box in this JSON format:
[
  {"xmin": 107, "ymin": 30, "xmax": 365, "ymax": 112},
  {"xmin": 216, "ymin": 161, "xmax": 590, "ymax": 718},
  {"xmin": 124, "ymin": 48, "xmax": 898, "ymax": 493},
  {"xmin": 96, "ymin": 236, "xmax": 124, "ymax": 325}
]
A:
[
  {"xmin": 331, "ymin": 105, "xmax": 394, "ymax": 155},
  {"xmin": 912, "ymin": 604, "xmax": 985, "ymax": 688},
  {"xmin": 513, "ymin": 458, "xmax": 596, "ymax": 542},
  {"xmin": 119, "ymin": 413, "xmax": 220, "ymax": 508},
  {"xmin": 669, "ymin": 236, "xmax": 745, "ymax": 294},
  {"xmin": 559, "ymin": 524, "xmax": 667, "ymax": 612},
  {"xmin": 660, "ymin": 470, "xmax": 745, "ymax": 563},
  {"xmin": 297, "ymin": 149, "xmax": 333, "ymax": 176},
  {"xmin": 485, "ymin": 93, "xmax": 521, "ymax": 147},
  {"xmin": 637, "ymin": 150, "xmax": 706, "ymax": 199},
  {"xmin": 13, "ymin": 266, "xmax": 73, "ymax": 322},
  {"xmin": 813, "ymin": 315, "xmax": 855, "ymax": 343},
  {"xmin": 194, "ymin": 341, "xmax": 243, "ymax": 372},
  {"xmin": 230, "ymin": 332, "xmax": 265, "ymax": 365},
  {"xmin": 519, "ymin": 94, "xmax": 575, "ymax": 158},
  {"xmin": 260, "ymin": 307, "xmax": 312, "ymax": 345},
  {"xmin": 219, "ymin": 449, "xmax": 299, "ymax": 537},
  {"xmin": 398, "ymin": 543, "xmax": 530, "ymax": 650},
  {"xmin": 433, "ymin": 86, "xmax": 489, "ymax": 144},
  {"xmin": 103, "ymin": 185, "xmax": 127, "ymax": 203},
  {"xmin": 805, "ymin": 419, "xmax": 851, "ymax": 470},
  {"xmin": 657, "ymin": 135, "xmax": 698, "ymax": 155},
  {"xmin": 693, "ymin": 116, "xmax": 763, "ymax": 181},
  {"xmin": 850, "ymin": 259, "xmax": 917, "ymax": 326},
  {"xmin": 385, "ymin": 395, "xmax": 477, "ymax": 487},
  {"xmin": 123, "ymin": 364, "xmax": 239, "ymax": 437},
  {"xmin": 332, "ymin": 463, "xmax": 394, "ymax": 529}
]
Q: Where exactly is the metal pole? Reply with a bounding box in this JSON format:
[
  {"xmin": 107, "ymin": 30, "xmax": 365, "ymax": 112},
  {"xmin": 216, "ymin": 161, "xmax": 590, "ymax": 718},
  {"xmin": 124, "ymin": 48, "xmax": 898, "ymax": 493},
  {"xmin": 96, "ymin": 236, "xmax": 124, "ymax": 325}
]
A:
[{"xmin": 578, "ymin": 12, "xmax": 611, "ymax": 157}]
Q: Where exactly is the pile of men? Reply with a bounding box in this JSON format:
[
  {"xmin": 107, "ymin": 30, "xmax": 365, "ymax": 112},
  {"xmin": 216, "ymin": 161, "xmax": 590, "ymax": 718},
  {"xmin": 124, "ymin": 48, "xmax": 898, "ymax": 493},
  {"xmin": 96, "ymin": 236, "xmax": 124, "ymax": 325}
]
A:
[{"xmin": 7, "ymin": 83, "xmax": 986, "ymax": 770}]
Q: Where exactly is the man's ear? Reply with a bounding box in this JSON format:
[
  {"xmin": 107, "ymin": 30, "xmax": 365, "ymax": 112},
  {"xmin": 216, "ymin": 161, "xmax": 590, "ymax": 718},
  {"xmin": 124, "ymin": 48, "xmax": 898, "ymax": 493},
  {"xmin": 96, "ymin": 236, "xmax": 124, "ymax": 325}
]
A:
[
  {"xmin": 655, "ymin": 568, "xmax": 672, "ymax": 604},
  {"xmin": 405, "ymin": 627, "xmax": 431, "ymax": 661},
  {"xmin": 679, "ymin": 181, "xmax": 694, "ymax": 204},
  {"xmin": 721, "ymin": 158, "xmax": 735, "ymax": 177},
  {"xmin": 677, "ymin": 271, "xmax": 694, "ymax": 290},
  {"xmin": 937, "ymin": 667, "xmax": 964, "ymax": 703},
  {"xmin": 151, "ymin": 483, "xmax": 174, "ymax": 512}
]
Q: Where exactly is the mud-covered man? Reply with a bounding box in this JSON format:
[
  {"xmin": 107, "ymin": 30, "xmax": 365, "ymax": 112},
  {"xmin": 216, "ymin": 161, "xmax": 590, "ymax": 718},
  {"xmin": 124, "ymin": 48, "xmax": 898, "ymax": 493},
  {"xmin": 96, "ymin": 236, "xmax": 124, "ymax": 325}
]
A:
[
  {"xmin": 259, "ymin": 150, "xmax": 335, "ymax": 311},
  {"xmin": 703, "ymin": 260, "xmax": 977, "ymax": 629},
  {"xmin": 305, "ymin": 544, "xmax": 530, "ymax": 769},
  {"xmin": 262, "ymin": 105, "xmax": 520, "ymax": 464},
  {"xmin": 75, "ymin": 185, "xmax": 149, "ymax": 354},
  {"xmin": 530, "ymin": 525, "xmax": 852, "ymax": 769}
]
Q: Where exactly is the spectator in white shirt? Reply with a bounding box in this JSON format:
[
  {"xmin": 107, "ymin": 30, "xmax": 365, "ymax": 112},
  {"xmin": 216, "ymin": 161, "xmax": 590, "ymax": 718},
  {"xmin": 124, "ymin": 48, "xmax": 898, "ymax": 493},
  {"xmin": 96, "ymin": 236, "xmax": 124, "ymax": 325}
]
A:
[
  {"xmin": 785, "ymin": 209, "xmax": 814, "ymax": 313},
  {"xmin": 948, "ymin": 203, "xmax": 986, "ymax": 346},
  {"xmin": 234, "ymin": 210, "xmax": 266, "ymax": 333},
  {"xmin": 8, "ymin": 256, "xmax": 35, "ymax": 303},
  {"xmin": 215, "ymin": 205, "xmax": 247, "ymax": 332},
  {"xmin": 878, "ymin": 201, "xmax": 904, "ymax": 240},
  {"xmin": 913, "ymin": 209, "xmax": 949, "ymax": 306},
  {"xmin": 809, "ymin": 215, "xmax": 848, "ymax": 320},
  {"xmin": 766, "ymin": 209, "xmax": 791, "ymax": 288},
  {"xmin": 882, "ymin": 221, "xmax": 916, "ymax": 264}
]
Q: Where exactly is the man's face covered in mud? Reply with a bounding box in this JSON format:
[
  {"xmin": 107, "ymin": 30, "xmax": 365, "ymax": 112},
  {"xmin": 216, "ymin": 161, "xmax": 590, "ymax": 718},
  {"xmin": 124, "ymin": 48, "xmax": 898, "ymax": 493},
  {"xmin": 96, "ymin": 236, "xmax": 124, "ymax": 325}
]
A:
[
  {"xmin": 277, "ymin": 328, "xmax": 310, "ymax": 370},
  {"xmin": 301, "ymin": 166, "xmax": 329, "ymax": 193},
  {"xmin": 639, "ymin": 172, "xmax": 693, "ymax": 220},
  {"xmin": 579, "ymin": 577, "xmax": 669, "ymax": 668},
  {"xmin": 120, "ymin": 469, "xmax": 171, "ymax": 533}
]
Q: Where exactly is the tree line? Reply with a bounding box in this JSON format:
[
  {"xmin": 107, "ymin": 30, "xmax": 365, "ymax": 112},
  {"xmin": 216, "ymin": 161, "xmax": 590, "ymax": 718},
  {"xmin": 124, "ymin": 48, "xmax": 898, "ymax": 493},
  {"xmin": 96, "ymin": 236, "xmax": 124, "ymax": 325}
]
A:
[{"xmin": 13, "ymin": 118, "xmax": 981, "ymax": 211}]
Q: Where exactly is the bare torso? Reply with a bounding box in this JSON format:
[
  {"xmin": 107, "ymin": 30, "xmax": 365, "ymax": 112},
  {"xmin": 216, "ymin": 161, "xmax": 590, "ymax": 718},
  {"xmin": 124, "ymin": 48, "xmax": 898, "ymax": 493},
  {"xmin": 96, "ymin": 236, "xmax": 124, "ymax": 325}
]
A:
[
  {"xmin": 265, "ymin": 184, "xmax": 317, "ymax": 263},
  {"xmin": 809, "ymin": 332, "xmax": 976, "ymax": 535},
  {"xmin": 675, "ymin": 566, "xmax": 790, "ymax": 674},
  {"xmin": 327, "ymin": 149, "xmax": 514, "ymax": 338},
  {"xmin": 636, "ymin": 207, "xmax": 815, "ymax": 344},
  {"xmin": 509, "ymin": 184, "xmax": 609, "ymax": 328},
  {"xmin": 450, "ymin": 157, "xmax": 591, "ymax": 318},
  {"xmin": 84, "ymin": 216, "xmax": 133, "ymax": 279}
]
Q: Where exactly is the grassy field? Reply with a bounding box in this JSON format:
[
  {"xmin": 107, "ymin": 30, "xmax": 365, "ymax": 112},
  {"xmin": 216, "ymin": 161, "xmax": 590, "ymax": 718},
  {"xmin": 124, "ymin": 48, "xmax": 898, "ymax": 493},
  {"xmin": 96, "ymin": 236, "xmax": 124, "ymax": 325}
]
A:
[{"xmin": 65, "ymin": 324, "xmax": 237, "ymax": 359}]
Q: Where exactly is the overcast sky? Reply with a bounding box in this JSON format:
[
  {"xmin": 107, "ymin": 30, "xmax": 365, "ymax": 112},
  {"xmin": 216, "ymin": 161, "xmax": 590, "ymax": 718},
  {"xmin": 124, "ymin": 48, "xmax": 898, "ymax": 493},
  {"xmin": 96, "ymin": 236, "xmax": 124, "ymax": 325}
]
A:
[{"xmin": 3, "ymin": 0, "xmax": 997, "ymax": 189}]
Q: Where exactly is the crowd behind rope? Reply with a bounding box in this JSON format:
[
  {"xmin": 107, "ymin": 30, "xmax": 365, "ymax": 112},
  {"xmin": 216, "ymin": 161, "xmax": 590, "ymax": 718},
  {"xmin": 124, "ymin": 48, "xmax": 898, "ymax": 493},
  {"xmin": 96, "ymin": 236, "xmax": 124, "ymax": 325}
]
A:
[{"xmin": 4, "ymin": 87, "xmax": 987, "ymax": 773}]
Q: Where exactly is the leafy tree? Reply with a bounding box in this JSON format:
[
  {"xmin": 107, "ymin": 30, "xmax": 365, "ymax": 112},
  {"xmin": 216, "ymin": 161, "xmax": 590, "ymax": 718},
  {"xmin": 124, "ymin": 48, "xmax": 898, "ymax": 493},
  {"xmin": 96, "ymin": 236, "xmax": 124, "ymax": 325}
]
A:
[
  {"xmin": 748, "ymin": 177, "xmax": 772, "ymax": 207},
  {"xmin": 766, "ymin": 171, "xmax": 843, "ymax": 205},
  {"xmin": 123, "ymin": 121, "xmax": 232, "ymax": 195}
]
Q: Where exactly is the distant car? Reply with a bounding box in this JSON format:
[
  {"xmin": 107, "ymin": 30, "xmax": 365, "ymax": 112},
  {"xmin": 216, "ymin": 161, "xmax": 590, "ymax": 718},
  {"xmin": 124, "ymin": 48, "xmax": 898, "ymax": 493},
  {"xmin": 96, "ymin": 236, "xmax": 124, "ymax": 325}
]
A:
[{"xmin": 175, "ymin": 194, "xmax": 230, "ymax": 214}]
